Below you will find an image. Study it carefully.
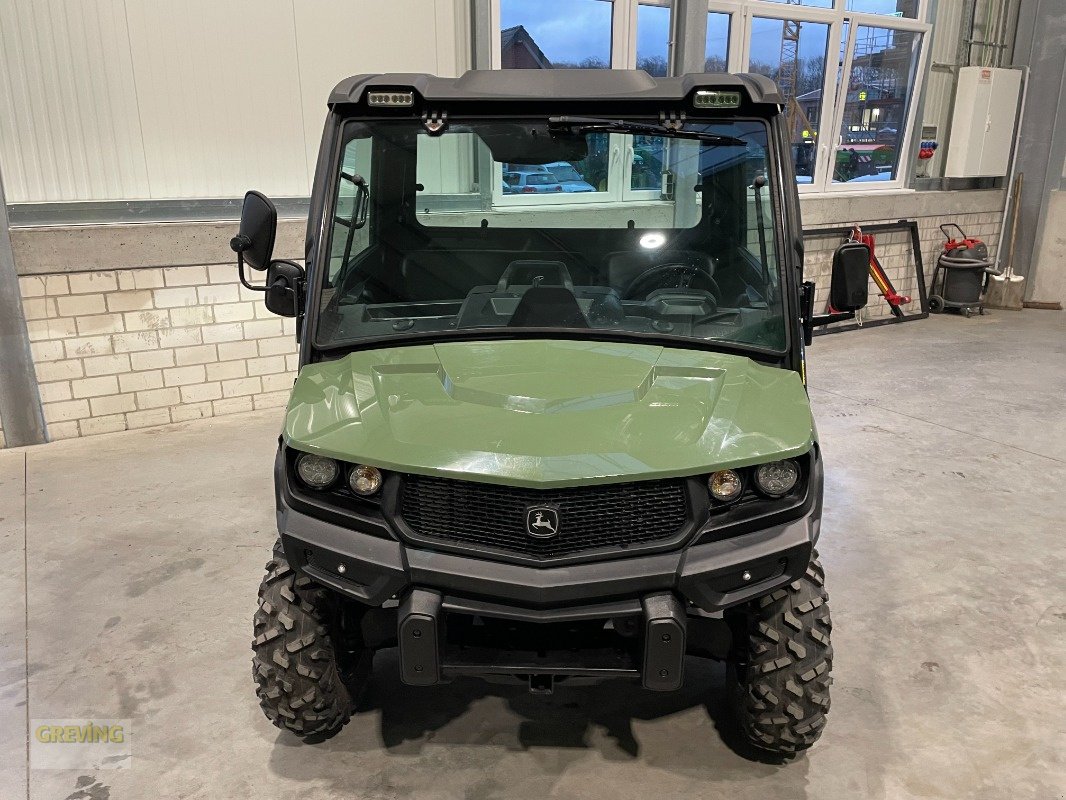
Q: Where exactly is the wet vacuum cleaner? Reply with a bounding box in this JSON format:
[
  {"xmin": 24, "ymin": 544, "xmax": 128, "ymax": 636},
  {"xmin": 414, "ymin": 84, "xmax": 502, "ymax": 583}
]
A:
[{"xmin": 929, "ymin": 224, "xmax": 1000, "ymax": 317}]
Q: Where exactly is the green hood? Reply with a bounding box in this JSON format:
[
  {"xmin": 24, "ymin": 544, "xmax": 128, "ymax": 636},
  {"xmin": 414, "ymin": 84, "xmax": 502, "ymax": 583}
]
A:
[{"xmin": 283, "ymin": 340, "xmax": 813, "ymax": 488}]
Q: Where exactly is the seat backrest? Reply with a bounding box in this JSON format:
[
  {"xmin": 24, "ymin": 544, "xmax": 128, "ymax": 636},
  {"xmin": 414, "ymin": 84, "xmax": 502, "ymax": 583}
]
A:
[
  {"xmin": 401, "ymin": 251, "xmax": 505, "ymax": 301},
  {"xmin": 508, "ymin": 287, "xmax": 589, "ymax": 328}
]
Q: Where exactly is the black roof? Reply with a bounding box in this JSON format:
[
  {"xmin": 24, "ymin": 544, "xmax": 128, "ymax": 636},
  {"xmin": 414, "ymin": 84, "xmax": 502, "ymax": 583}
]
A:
[{"xmin": 328, "ymin": 70, "xmax": 783, "ymax": 107}]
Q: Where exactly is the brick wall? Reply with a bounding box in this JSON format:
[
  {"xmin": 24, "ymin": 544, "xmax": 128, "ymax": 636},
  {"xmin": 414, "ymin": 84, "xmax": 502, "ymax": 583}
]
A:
[
  {"xmin": 18, "ymin": 264, "xmax": 298, "ymax": 440},
  {"xmin": 803, "ymin": 208, "xmax": 1002, "ymax": 326}
]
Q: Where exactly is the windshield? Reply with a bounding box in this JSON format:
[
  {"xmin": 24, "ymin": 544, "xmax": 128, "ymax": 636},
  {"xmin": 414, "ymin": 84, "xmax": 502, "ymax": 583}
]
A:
[{"xmin": 316, "ymin": 118, "xmax": 786, "ymax": 353}]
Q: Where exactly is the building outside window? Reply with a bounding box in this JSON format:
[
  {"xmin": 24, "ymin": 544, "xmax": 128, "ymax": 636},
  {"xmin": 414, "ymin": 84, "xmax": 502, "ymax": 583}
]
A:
[
  {"xmin": 495, "ymin": 0, "xmax": 929, "ymax": 194},
  {"xmin": 500, "ymin": 0, "xmax": 613, "ymax": 69},
  {"xmin": 497, "ymin": 0, "xmax": 675, "ymax": 202}
]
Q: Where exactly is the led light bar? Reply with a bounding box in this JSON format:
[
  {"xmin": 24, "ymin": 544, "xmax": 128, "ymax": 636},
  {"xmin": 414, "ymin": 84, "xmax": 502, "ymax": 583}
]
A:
[
  {"xmin": 693, "ymin": 90, "xmax": 741, "ymax": 109},
  {"xmin": 367, "ymin": 90, "xmax": 415, "ymax": 107}
]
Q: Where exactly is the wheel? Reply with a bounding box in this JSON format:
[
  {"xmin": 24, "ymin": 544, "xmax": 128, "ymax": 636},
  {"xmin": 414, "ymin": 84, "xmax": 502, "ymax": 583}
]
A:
[
  {"xmin": 928, "ymin": 295, "xmax": 944, "ymax": 313},
  {"xmin": 252, "ymin": 540, "xmax": 359, "ymax": 741},
  {"xmin": 730, "ymin": 555, "xmax": 833, "ymax": 756}
]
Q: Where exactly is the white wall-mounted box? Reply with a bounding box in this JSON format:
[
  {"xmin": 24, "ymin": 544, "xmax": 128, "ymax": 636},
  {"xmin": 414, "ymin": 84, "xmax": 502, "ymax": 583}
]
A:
[{"xmin": 944, "ymin": 67, "xmax": 1023, "ymax": 178}]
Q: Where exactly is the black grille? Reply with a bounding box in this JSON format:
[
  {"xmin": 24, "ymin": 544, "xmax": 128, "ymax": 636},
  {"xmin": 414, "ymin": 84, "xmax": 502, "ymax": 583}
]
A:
[{"xmin": 398, "ymin": 474, "xmax": 689, "ymax": 560}]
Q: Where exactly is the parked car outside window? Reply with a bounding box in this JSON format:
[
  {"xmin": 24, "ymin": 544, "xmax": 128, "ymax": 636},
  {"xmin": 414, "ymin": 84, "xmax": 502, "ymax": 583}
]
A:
[
  {"xmin": 543, "ymin": 161, "xmax": 596, "ymax": 193},
  {"xmin": 502, "ymin": 171, "xmax": 565, "ymax": 194}
]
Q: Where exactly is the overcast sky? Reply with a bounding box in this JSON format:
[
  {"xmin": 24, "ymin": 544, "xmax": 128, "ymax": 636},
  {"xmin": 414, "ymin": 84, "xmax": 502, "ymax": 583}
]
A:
[{"xmin": 501, "ymin": 0, "xmax": 902, "ymax": 67}]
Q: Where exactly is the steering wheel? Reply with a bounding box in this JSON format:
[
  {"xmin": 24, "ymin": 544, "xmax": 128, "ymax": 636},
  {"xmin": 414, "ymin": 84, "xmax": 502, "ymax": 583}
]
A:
[{"xmin": 622, "ymin": 263, "xmax": 721, "ymax": 302}]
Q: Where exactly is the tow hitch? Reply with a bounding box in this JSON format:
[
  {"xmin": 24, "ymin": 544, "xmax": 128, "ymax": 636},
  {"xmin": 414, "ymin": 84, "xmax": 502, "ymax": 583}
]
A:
[{"xmin": 529, "ymin": 674, "xmax": 554, "ymax": 695}]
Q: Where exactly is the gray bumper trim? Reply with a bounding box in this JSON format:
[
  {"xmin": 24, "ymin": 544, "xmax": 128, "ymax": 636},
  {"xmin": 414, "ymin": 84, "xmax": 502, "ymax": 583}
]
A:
[{"xmin": 278, "ymin": 494, "xmax": 816, "ymax": 612}]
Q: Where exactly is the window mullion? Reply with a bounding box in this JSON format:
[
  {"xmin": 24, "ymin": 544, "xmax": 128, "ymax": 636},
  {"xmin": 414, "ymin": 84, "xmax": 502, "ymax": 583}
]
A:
[
  {"xmin": 809, "ymin": 16, "xmax": 847, "ymax": 190},
  {"xmin": 486, "ymin": 0, "xmax": 502, "ymax": 68},
  {"xmin": 612, "ymin": 0, "xmax": 637, "ymax": 69},
  {"xmin": 821, "ymin": 16, "xmax": 857, "ymax": 189},
  {"xmin": 608, "ymin": 133, "xmax": 628, "ymax": 202},
  {"xmin": 736, "ymin": 6, "xmax": 750, "ymax": 71},
  {"xmin": 890, "ymin": 29, "xmax": 929, "ymax": 190}
]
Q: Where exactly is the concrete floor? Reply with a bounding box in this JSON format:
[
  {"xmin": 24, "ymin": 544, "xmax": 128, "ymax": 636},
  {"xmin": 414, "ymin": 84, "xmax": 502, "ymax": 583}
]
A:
[{"xmin": 1, "ymin": 311, "xmax": 1064, "ymax": 800}]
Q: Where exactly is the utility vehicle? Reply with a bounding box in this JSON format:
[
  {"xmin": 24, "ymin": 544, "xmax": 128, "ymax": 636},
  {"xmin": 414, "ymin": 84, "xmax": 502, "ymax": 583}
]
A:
[{"xmin": 233, "ymin": 69, "xmax": 869, "ymax": 757}]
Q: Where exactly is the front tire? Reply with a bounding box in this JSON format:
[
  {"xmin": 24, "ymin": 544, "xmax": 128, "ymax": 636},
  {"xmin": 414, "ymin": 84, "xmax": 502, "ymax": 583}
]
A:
[
  {"xmin": 732, "ymin": 555, "xmax": 833, "ymax": 756},
  {"xmin": 252, "ymin": 542, "xmax": 353, "ymax": 741}
]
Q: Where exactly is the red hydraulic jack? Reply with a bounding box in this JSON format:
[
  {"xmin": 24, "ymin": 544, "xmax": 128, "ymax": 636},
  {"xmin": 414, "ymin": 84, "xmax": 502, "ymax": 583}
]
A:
[{"xmin": 827, "ymin": 226, "xmax": 911, "ymax": 319}]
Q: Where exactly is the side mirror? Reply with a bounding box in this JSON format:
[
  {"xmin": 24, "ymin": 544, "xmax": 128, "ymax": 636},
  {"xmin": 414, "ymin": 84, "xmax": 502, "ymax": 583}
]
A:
[
  {"xmin": 229, "ymin": 190, "xmax": 305, "ymax": 327},
  {"xmin": 803, "ymin": 241, "xmax": 872, "ymax": 345},
  {"xmin": 830, "ymin": 241, "xmax": 870, "ymax": 311},
  {"xmin": 231, "ymin": 191, "xmax": 277, "ymax": 271},
  {"xmin": 264, "ymin": 261, "xmax": 303, "ymax": 318}
]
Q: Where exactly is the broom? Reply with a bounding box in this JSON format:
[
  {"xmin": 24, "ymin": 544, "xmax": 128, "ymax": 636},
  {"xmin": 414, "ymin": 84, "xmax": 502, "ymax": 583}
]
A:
[{"xmin": 985, "ymin": 173, "xmax": 1026, "ymax": 310}]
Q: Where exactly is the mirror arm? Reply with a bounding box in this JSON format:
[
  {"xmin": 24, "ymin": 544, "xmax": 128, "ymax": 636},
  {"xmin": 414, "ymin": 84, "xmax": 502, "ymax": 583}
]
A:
[
  {"xmin": 801, "ymin": 278, "xmax": 860, "ymax": 345},
  {"xmin": 237, "ymin": 253, "xmax": 268, "ymax": 293},
  {"xmin": 811, "ymin": 311, "xmax": 855, "ymax": 326},
  {"xmin": 801, "ymin": 280, "xmax": 856, "ymax": 345},
  {"xmin": 231, "ymin": 235, "xmax": 267, "ymax": 293}
]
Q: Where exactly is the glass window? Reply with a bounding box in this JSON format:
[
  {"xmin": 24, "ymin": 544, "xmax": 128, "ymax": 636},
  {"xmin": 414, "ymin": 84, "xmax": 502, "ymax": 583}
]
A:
[
  {"xmin": 632, "ymin": 4, "xmax": 672, "ymax": 191},
  {"xmin": 500, "ymin": 0, "xmax": 613, "ymax": 69},
  {"xmin": 327, "ymin": 134, "xmax": 373, "ymax": 286},
  {"xmin": 846, "ymin": 0, "xmax": 920, "ymax": 18},
  {"xmin": 636, "ymin": 3, "xmax": 671, "ymax": 77},
  {"xmin": 499, "ymin": 132, "xmax": 612, "ymax": 198},
  {"xmin": 758, "ymin": 0, "xmax": 833, "ymax": 8},
  {"xmin": 574, "ymin": 133, "xmax": 612, "ymax": 193},
  {"xmin": 747, "ymin": 17, "xmax": 831, "ymax": 184},
  {"xmin": 492, "ymin": 0, "xmax": 927, "ymax": 193},
  {"xmin": 832, "ymin": 26, "xmax": 922, "ymax": 184},
  {"xmin": 705, "ymin": 12, "xmax": 730, "ymax": 72},
  {"xmin": 629, "ymin": 135, "xmax": 665, "ymax": 191},
  {"xmin": 321, "ymin": 119, "xmax": 786, "ymax": 353}
]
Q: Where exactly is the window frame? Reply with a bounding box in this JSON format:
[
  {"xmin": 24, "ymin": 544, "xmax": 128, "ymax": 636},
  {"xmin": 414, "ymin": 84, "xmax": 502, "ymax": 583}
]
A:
[
  {"xmin": 734, "ymin": 3, "xmax": 841, "ymax": 194},
  {"xmin": 312, "ymin": 115, "xmax": 793, "ymax": 360},
  {"xmin": 490, "ymin": 0, "xmax": 676, "ymax": 207},
  {"xmin": 820, "ymin": 14, "xmax": 929, "ymax": 192},
  {"xmin": 720, "ymin": 0, "xmax": 930, "ymax": 193},
  {"xmin": 488, "ymin": 0, "xmax": 930, "ymax": 195}
]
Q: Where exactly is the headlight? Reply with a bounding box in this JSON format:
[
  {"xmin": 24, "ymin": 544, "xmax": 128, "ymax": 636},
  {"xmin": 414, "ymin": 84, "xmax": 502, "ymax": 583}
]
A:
[
  {"xmin": 754, "ymin": 460, "xmax": 799, "ymax": 497},
  {"xmin": 348, "ymin": 464, "xmax": 383, "ymax": 496},
  {"xmin": 708, "ymin": 469, "xmax": 743, "ymax": 503},
  {"xmin": 295, "ymin": 453, "xmax": 340, "ymax": 489}
]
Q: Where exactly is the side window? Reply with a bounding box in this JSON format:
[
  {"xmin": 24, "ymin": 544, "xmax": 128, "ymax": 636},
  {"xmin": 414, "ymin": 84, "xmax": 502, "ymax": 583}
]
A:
[{"xmin": 327, "ymin": 136, "xmax": 374, "ymax": 287}]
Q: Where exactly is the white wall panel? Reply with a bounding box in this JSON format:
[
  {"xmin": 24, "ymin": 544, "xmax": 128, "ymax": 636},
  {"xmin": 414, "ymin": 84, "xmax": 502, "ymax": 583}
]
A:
[
  {"xmin": 920, "ymin": 0, "xmax": 963, "ymax": 178},
  {"xmin": 0, "ymin": 0, "xmax": 470, "ymax": 203},
  {"xmin": 293, "ymin": 0, "xmax": 471, "ymax": 188},
  {"xmin": 124, "ymin": 0, "xmax": 309, "ymax": 199},
  {"xmin": 0, "ymin": 0, "xmax": 149, "ymax": 202}
]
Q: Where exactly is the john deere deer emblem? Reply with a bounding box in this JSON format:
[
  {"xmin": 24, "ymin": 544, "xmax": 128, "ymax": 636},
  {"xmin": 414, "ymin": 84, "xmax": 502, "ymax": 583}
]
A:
[{"xmin": 525, "ymin": 506, "xmax": 560, "ymax": 538}]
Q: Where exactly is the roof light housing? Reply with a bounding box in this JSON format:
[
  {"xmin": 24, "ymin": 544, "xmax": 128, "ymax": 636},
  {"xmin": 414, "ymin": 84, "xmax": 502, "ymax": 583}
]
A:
[
  {"xmin": 693, "ymin": 90, "xmax": 742, "ymax": 109},
  {"xmin": 367, "ymin": 90, "xmax": 415, "ymax": 107}
]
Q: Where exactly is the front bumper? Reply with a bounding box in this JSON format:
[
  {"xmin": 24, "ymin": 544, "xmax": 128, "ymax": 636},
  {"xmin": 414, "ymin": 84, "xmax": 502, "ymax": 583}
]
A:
[
  {"xmin": 277, "ymin": 460, "xmax": 821, "ymax": 690},
  {"xmin": 277, "ymin": 484, "xmax": 820, "ymax": 615}
]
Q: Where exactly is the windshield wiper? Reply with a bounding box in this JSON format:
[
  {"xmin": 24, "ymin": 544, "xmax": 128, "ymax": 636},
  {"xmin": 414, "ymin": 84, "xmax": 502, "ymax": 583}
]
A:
[{"xmin": 548, "ymin": 116, "xmax": 746, "ymax": 146}]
